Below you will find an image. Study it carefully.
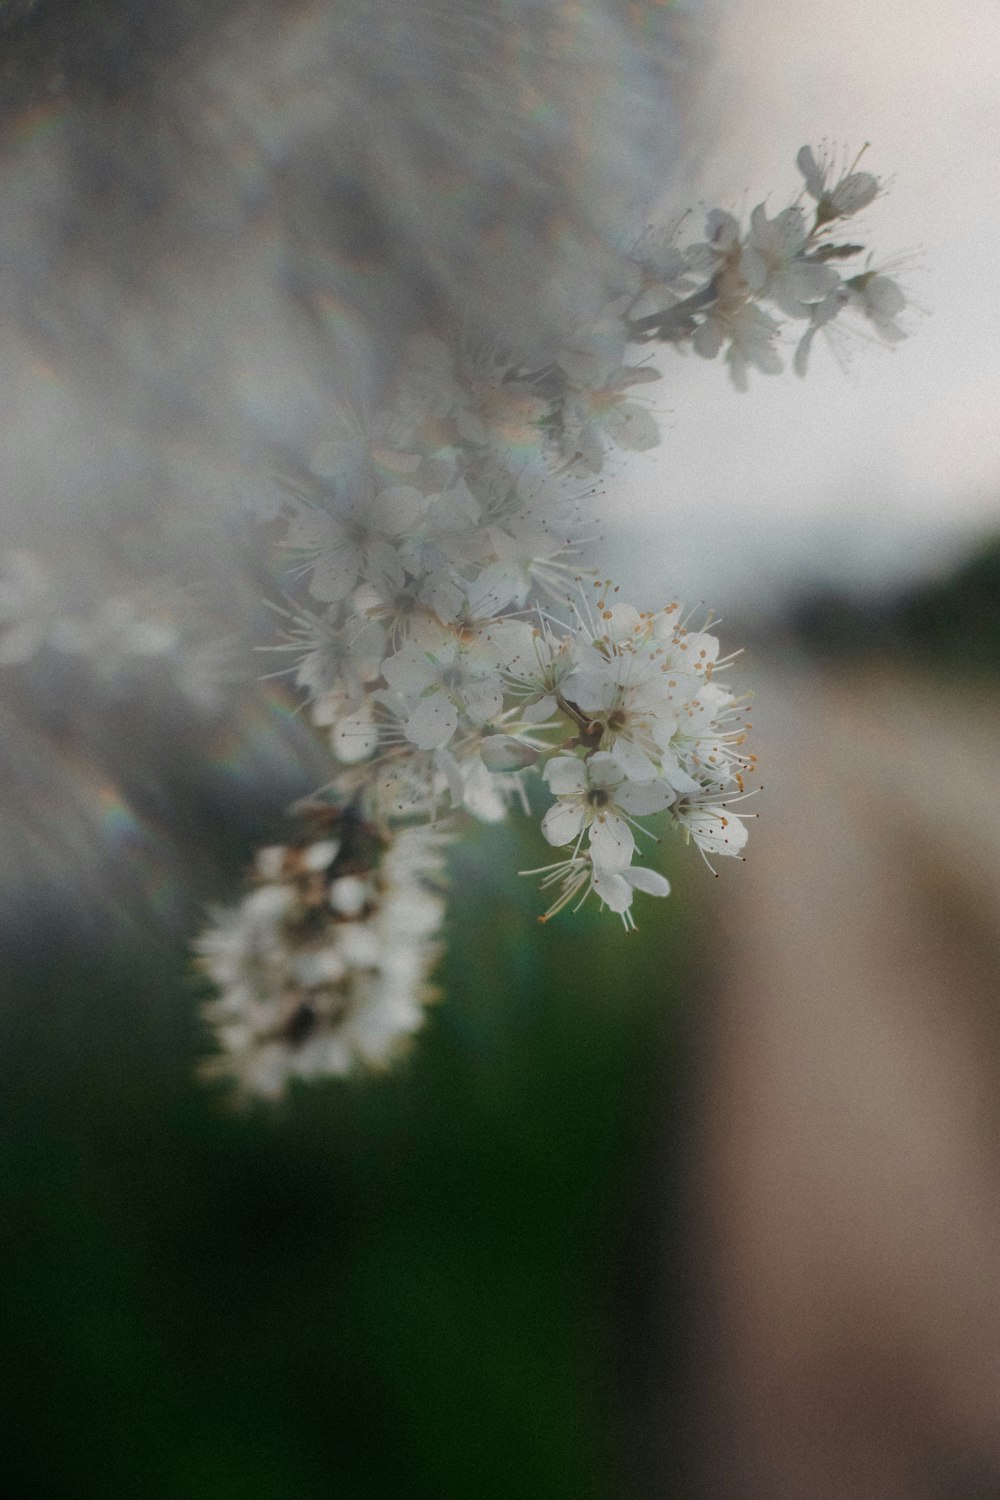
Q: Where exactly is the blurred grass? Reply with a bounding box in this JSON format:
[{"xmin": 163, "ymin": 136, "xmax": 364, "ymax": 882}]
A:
[{"xmin": 0, "ymin": 815, "xmax": 697, "ymax": 1499}]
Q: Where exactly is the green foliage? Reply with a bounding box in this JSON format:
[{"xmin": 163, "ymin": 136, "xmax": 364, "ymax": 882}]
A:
[
  {"xmin": 895, "ymin": 535, "xmax": 1000, "ymax": 669},
  {"xmin": 789, "ymin": 533, "xmax": 1000, "ymax": 673},
  {"xmin": 0, "ymin": 818, "xmax": 695, "ymax": 1499}
]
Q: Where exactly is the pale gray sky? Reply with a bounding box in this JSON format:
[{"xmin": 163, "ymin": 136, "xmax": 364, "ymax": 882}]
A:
[{"xmin": 620, "ymin": 0, "xmax": 1000, "ymax": 613}]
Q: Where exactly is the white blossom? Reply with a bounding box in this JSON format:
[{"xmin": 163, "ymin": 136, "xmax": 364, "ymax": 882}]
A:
[
  {"xmin": 674, "ymin": 797, "xmax": 751, "ymax": 863},
  {"xmin": 193, "ymin": 141, "xmax": 912, "ymax": 1088},
  {"xmin": 741, "ymin": 203, "xmax": 841, "ymax": 318},
  {"xmin": 846, "ymin": 269, "xmax": 907, "ymax": 343},
  {"xmin": 197, "ymin": 819, "xmax": 447, "ymax": 1101},
  {"xmin": 694, "ymin": 298, "xmax": 784, "ymax": 390},
  {"xmin": 794, "ymin": 265, "xmax": 908, "ymax": 375},
  {"xmin": 797, "ymin": 144, "xmax": 879, "ymax": 223},
  {"xmin": 287, "ymin": 484, "xmax": 428, "ymax": 605},
  {"xmin": 541, "ymin": 751, "xmax": 671, "ymax": 870},
  {"xmin": 381, "ymin": 634, "xmax": 505, "ymax": 749},
  {"xmin": 520, "ymin": 850, "xmax": 671, "ymax": 929}
]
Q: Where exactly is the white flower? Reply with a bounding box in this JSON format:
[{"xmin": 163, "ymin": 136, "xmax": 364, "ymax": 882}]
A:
[
  {"xmin": 561, "ymin": 648, "xmax": 673, "ymax": 779},
  {"xmin": 793, "ymin": 289, "xmax": 846, "ymax": 377},
  {"xmin": 198, "ymin": 819, "xmax": 448, "ymax": 1100},
  {"xmin": 664, "ymin": 681, "xmax": 756, "ymax": 796},
  {"xmin": 458, "ymin": 756, "xmax": 530, "ymax": 823},
  {"xmin": 694, "ymin": 297, "xmax": 783, "ymax": 390},
  {"xmin": 558, "ymin": 599, "xmax": 702, "ymax": 781},
  {"xmin": 471, "ymin": 508, "xmax": 587, "ymax": 609},
  {"xmin": 363, "ymin": 744, "xmax": 458, "ymax": 820},
  {"xmin": 674, "ymin": 798, "xmax": 750, "ymax": 862},
  {"xmin": 700, "ymin": 209, "xmax": 742, "ymax": 259},
  {"xmin": 381, "ymin": 635, "xmax": 505, "ymax": 750},
  {"xmin": 797, "ymin": 144, "xmax": 879, "ymax": 223},
  {"xmin": 741, "ymin": 203, "xmax": 840, "ymax": 318},
  {"xmin": 270, "ymin": 601, "xmax": 386, "ymax": 700},
  {"xmin": 521, "ymin": 850, "xmax": 671, "ymax": 929},
  {"xmin": 496, "ymin": 616, "xmax": 576, "ymax": 725},
  {"xmin": 287, "ymin": 485, "xmax": 428, "ymax": 605},
  {"xmin": 556, "ymin": 363, "xmax": 661, "ymax": 474},
  {"xmin": 591, "ymin": 862, "xmax": 672, "ymax": 922},
  {"xmin": 314, "ymin": 691, "xmax": 381, "ymax": 763},
  {"xmin": 452, "ymin": 352, "xmax": 551, "ymax": 449},
  {"xmin": 794, "ymin": 266, "xmax": 907, "ymax": 375},
  {"xmin": 845, "ymin": 269, "xmax": 907, "ymax": 344},
  {"xmin": 541, "ymin": 752, "xmax": 672, "ymax": 870}
]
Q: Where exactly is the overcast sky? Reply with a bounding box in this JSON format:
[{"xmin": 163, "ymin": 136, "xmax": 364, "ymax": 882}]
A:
[{"xmin": 619, "ymin": 0, "xmax": 1000, "ymax": 613}]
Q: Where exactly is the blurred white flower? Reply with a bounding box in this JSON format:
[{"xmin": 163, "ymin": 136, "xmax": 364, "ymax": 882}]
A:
[
  {"xmin": 381, "ymin": 636, "xmax": 505, "ymax": 750},
  {"xmin": 198, "ymin": 818, "xmax": 447, "ymax": 1101},
  {"xmin": 797, "ymin": 143, "xmax": 879, "ymax": 223},
  {"xmin": 741, "ymin": 203, "xmax": 841, "ymax": 318},
  {"xmin": 694, "ymin": 296, "xmax": 784, "ymax": 390}
]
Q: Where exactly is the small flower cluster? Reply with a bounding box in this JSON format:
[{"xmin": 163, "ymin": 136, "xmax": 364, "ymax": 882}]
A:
[
  {"xmin": 627, "ymin": 143, "xmax": 907, "ymax": 386},
  {"xmin": 197, "ymin": 146, "xmax": 904, "ymax": 1096},
  {"xmin": 196, "ymin": 806, "xmax": 447, "ymax": 1101},
  {"xmin": 296, "ymin": 583, "xmax": 755, "ymax": 910},
  {"xmin": 515, "ymin": 590, "xmax": 755, "ymax": 927}
]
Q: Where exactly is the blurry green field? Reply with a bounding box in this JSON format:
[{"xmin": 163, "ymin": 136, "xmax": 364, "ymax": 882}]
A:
[{"xmin": 0, "ymin": 817, "xmax": 696, "ymax": 1499}]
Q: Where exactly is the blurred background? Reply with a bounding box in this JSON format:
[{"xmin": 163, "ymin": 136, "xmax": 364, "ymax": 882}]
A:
[
  {"xmin": 617, "ymin": 6, "xmax": 1000, "ymax": 1495},
  {"xmin": 1, "ymin": 808, "xmax": 703, "ymax": 1499},
  {"xmin": 3, "ymin": 1, "xmax": 1000, "ymax": 1496}
]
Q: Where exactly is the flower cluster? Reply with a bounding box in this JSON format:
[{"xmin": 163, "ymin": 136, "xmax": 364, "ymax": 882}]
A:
[
  {"xmin": 197, "ymin": 806, "xmax": 447, "ymax": 1101},
  {"xmin": 197, "ymin": 146, "xmax": 905, "ymax": 1096},
  {"xmin": 515, "ymin": 591, "xmax": 755, "ymax": 925},
  {"xmin": 627, "ymin": 143, "xmax": 907, "ymax": 386}
]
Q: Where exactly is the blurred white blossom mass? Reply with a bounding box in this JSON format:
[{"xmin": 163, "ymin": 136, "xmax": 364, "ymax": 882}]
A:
[{"xmin": 0, "ymin": 0, "xmax": 706, "ymax": 932}]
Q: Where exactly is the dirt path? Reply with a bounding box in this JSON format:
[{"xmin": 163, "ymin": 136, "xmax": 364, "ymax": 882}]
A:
[{"xmin": 685, "ymin": 664, "xmax": 1000, "ymax": 1498}]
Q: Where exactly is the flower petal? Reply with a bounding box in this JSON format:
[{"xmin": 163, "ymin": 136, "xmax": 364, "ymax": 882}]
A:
[
  {"xmin": 589, "ymin": 813, "xmax": 634, "ymax": 869},
  {"xmin": 561, "ymin": 670, "xmax": 614, "ymax": 715},
  {"xmin": 590, "ymin": 865, "xmax": 633, "ymax": 914},
  {"xmin": 332, "ymin": 709, "xmax": 379, "ymax": 762},
  {"xmin": 623, "ymin": 866, "xmax": 671, "ymax": 897},
  {"xmin": 603, "ymin": 401, "xmax": 659, "ymax": 452},
  {"xmin": 522, "ymin": 694, "xmax": 557, "ymax": 724},
  {"xmin": 616, "ymin": 779, "xmax": 674, "ymax": 816},
  {"xmin": 382, "ymin": 647, "xmax": 439, "ymax": 695},
  {"xmin": 829, "ymin": 172, "xmax": 878, "ymax": 217},
  {"xmin": 433, "ymin": 746, "xmax": 465, "ymax": 806},
  {"xmin": 309, "ymin": 543, "xmax": 360, "ymax": 602},
  {"xmin": 368, "ymin": 485, "xmax": 427, "ymax": 536},
  {"xmin": 541, "ymin": 799, "xmax": 586, "ymax": 848},
  {"xmin": 480, "ymin": 735, "xmax": 539, "ymax": 772},
  {"xmin": 587, "ymin": 752, "xmax": 625, "ymax": 788},
  {"xmin": 544, "ymin": 756, "xmax": 588, "ymax": 795},
  {"xmin": 461, "ymin": 676, "xmax": 504, "ymax": 725},
  {"xmin": 610, "ymin": 736, "xmax": 659, "ymax": 781},
  {"xmin": 405, "ymin": 693, "xmax": 458, "ymax": 749}
]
